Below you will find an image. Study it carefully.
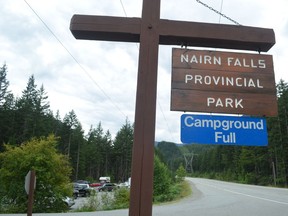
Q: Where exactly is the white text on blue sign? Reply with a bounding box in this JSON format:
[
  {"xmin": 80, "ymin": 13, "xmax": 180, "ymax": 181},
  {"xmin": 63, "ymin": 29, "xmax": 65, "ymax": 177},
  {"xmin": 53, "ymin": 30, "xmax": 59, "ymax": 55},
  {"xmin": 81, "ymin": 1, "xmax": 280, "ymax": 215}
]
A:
[{"xmin": 181, "ymin": 114, "xmax": 268, "ymax": 146}]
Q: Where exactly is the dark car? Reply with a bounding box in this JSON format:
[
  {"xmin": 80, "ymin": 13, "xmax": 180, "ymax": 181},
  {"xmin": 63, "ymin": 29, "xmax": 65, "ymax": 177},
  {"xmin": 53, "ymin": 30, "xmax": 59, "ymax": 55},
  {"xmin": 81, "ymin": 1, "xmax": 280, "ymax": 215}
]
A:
[
  {"xmin": 74, "ymin": 183, "xmax": 91, "ymax": 197},
  {"xmin": 98, "ymin": 183, "xmax": 116, "ymax": 192},
  {"xmin": 76, "ymin": 180, "xmax": 90, "ymax": 184},
  {"xmin": 73, "ymin": 188, "xmax": 79, "ymax": 199}
]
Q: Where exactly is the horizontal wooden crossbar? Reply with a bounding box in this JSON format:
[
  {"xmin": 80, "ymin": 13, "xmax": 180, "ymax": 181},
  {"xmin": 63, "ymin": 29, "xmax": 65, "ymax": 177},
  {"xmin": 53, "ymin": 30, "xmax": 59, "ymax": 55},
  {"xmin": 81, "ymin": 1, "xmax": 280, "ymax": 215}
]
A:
[{"xmin": 70, "ymin": 15, "xmax": 275, "ymax": 52}]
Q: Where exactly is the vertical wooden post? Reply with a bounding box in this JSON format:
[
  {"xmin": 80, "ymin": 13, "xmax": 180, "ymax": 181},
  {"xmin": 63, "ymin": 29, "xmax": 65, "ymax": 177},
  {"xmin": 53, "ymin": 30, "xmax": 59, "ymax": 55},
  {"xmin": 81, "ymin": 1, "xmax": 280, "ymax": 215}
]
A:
[
  {"xmin": 129, "ymin": 0, "xmax": 160, "ymax": 215},
  {"xmin": 27, "ymin": 170, "xmax": 35, "ymax": 216}
]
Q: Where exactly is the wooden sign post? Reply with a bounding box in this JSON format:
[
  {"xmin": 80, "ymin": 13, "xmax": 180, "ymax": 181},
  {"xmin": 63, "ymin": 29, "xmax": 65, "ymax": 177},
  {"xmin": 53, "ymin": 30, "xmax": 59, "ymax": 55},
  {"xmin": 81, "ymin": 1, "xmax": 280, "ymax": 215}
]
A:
[
  {"xmin": 25, "ymin": 170, "xmax": 36, "ymax": 216},
  {"xmin": 70, "ymin": 0, "xmax": 275, "ymax": 215}
]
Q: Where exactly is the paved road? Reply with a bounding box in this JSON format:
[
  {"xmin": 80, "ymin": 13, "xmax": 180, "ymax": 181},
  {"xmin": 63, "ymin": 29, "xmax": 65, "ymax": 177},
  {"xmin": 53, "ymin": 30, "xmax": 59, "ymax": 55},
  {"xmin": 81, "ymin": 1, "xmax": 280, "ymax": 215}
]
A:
[
  {"xmin": 2, "ymin": 178, "xmax": 288, "ymax": 216},
  {"xmin": 163, "ymin": 178, "xmax": 288, "ymax": 216}
]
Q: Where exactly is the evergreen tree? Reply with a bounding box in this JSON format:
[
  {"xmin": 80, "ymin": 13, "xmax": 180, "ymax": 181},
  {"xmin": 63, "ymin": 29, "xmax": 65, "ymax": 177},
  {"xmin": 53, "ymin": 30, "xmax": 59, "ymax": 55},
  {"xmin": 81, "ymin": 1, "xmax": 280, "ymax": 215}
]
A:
[
  {"xmin": 0, "ymin": 63, "xmax": 11, "ymax": 107},
  {"xmin": 112, "ymin": 119, "xmax": 134, "ymax": 182},
  {"xmin": 14, "ymin": 75, "xmax": 51, "ymax": 143},
  {"xmin": 267, "ymin": 79, "xmax": 288, "ymax": 186},
  {"xmin": 83, "ymin": 123, "xmax": 105, "ymax": 180},
  {"xmin": 61, "ymin": 110, "xmax": 85, "ymax": 180},
  {"xmin": 103, "ymin": 130, "xmax": 113, "ymax": 177},
  {"xmin": 175, "ymin": 163, "xmax": 186, "ymax": 182},
  {"xmin": 157, "ymin": 141, "xmax": 183, "ymax": 172},
  {"xmin": 71, "ymin": 123, "xmax": 85, "ymax": 181},
  {"xmin": 0, "ymin": 64, "xmax": 15, "ymax": 149},
  {"xmin": 62, "ymin": 110, "xmax": 79, "ymax": 156},
  {"xmin": 153, "ymin": 154, "xmax": 173, "ymax": 202},
  {"xmin": 36, "ymin": 85, "xmax": 50, "ymax": 114}
]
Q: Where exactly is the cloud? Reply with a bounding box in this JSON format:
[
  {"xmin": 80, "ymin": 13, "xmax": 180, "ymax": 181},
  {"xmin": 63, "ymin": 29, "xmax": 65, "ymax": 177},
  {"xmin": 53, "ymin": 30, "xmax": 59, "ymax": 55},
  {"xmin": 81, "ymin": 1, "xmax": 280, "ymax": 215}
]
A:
[{"xmin": 1, "ymin": 0, "xmax": 287, "ymax": 144}]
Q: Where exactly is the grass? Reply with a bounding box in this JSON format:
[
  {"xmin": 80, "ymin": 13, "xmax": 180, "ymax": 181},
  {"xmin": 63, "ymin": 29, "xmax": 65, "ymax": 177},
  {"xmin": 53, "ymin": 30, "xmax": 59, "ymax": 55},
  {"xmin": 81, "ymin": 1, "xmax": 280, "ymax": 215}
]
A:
[
  {"xmin": 155, "ymin": 180, "xmax": 192, "ymax": 205},
  {"xmin": 178, "ymin": 180, "xmax": 192, "ymax": 199}
]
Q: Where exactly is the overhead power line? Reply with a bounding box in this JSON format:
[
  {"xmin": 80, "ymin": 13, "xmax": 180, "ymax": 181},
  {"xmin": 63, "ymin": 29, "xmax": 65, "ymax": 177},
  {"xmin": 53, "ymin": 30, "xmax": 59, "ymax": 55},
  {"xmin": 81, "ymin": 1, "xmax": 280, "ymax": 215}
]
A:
[
  {"xmin": 24, "ymin": 0, "xmax": 179, "ymax": 143},
  {"xmin": 196, "ymin": 0, "xmax": 241, "ymax": 25},
  {"xmin": 23, "ymin": 0, "xmax": 127, "ymax": 118}
]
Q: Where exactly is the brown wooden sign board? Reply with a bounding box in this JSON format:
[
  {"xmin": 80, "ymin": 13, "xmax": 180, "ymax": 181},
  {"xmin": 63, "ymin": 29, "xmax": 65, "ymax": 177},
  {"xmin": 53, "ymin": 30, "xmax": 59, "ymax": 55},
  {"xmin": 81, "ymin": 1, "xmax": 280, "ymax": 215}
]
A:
[{"xmin": 171, "ymin": 48, "xmax": 278, "ymax": 116}]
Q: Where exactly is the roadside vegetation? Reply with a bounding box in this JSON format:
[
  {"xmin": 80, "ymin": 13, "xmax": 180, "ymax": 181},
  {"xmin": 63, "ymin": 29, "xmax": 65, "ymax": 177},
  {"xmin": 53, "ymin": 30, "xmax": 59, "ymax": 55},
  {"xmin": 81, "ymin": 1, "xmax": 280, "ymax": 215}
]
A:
[
  {"xmin": 75, "ymin": 187, "xmax": 130, "ymax": 212},
  {"xmin": 75, "ymin": 157, "xmax": 190, "ymax": 212},
  {"xmin": 75, "ymin": 181, "xmax": 191, "ymax": 212},
  {"xmin": 0, "ymin": 135, "xmax": 72, "ymax": 213}
]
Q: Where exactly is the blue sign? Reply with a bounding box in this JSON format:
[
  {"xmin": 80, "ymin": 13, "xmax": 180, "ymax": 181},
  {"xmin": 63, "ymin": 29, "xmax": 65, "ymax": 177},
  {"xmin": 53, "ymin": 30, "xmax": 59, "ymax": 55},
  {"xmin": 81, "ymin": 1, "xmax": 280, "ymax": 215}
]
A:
[{"xmin": 181, "ymin": 114, "xmax": 268, "ymax": 146}]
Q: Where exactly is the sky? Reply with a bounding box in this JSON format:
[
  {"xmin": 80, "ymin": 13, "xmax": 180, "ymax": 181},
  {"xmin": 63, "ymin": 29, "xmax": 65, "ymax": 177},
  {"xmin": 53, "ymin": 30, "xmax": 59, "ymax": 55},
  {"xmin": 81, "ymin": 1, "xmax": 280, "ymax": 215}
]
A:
[{"xmin": 0, "ymin": 0, "xmax": 287, "ymax": 143}]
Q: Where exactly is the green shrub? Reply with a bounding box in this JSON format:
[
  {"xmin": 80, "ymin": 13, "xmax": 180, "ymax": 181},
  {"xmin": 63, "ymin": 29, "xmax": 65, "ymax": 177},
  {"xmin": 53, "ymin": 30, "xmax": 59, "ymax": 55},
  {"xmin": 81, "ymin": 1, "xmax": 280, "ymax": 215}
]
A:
[
  {"xmin": 176, "ymin": 164, "xmax": 186, "ymax": 182},
  {"xmin": 100, "ymin": 192, "xmax": 114, "ymax": 210},
  {"xmin": 0, "ymin": 135, "xmax": 72, "ymax": 213},
  {"xmin": 76, "ymin": 194, "xmax": 101, "ymax": 212},
  {"xmin": 112, "ymin": 188, "xmax": 130, "ymax": 209},
  {"xmin": 153, "ymin": 155, "xmax": 172, "ymax": 199}
]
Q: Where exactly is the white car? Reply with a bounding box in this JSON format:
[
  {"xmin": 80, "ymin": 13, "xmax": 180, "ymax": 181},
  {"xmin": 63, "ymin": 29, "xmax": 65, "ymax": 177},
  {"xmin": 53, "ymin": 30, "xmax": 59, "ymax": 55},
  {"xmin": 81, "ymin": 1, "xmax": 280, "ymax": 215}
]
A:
[
  {"xmin": 63, "ymin": 197, "xmax": 75, "ymax": 207},
  {"xmin": 117, "ymin": 182, "xmax": 129, "ymax": 188}
]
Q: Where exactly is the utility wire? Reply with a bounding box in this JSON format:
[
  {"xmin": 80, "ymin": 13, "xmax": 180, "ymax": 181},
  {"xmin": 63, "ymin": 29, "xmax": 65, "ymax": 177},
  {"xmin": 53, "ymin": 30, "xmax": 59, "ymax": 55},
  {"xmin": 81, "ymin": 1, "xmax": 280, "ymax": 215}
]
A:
[
  {"xmin": 25, "ymin": 0, "xmax": 178, "ymax": 143},
  {"xmin": 196, "ymin": 0, "xmax": 241, "ymax": 25},
  {"xmin": 119, "ymin": 0, "xmax": 128, "ymax": 17},
  {"xmin": 158, "ymin": 100, "xmax": 177, "ymax": 142},
  {"xmin": 218, "ymin": 0, "xmax": 224, "ymax": 24},
  {"xmin": 23, "ymin": 0, "xmax": 127, "ymax": 118}
]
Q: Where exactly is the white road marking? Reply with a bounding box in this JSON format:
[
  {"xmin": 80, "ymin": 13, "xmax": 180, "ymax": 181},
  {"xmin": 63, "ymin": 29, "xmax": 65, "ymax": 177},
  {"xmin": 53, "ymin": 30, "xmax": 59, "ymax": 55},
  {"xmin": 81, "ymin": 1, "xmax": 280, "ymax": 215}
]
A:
[{"xmin": 192, "ymin": 179, "xmax": 288, "ymax": 206}]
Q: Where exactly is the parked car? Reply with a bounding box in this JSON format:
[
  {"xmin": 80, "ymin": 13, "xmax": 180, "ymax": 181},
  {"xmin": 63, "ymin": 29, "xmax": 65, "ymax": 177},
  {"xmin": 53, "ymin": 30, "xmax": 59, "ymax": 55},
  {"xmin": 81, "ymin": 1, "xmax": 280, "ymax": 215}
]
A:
[
  {"xmin": 74, "ymin": 183, "xmax": 92, "ymax": 197},
  {"xmin": 73, "ymin": 188, "xmax": 79, "ymax": 199},
  {"xmin": 90, "ymin": 182, "xmax": 102, "ymax": 188},
  {"xmin": 73, "ymin": 182, "xmax": 80, "ymax": 190},
  {"xmin": 76, "ymin": 180, "xmax": 90, "ymax": 184},
  {"xmin": 117, "ymin": 182, "xmax": 129, "ymax": 189},
  {"xmin": 98, "ymin": 183, "xmax": 116, "ymax": 192},
  {"xmin": 63, "ymin": 196, "xmax": 75, "ymax": 208}
]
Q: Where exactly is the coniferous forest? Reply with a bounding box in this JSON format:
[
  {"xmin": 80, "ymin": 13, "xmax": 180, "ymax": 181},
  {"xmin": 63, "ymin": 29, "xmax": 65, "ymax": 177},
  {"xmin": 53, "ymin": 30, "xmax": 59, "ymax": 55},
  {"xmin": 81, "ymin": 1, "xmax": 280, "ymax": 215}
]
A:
[
  {"xmin": 0, "ymin": 64, "xmax": 133, "ymax": 183},
  {"xmin": 1, "ymin": 63, "xmax": 288, "ymax": 187}
]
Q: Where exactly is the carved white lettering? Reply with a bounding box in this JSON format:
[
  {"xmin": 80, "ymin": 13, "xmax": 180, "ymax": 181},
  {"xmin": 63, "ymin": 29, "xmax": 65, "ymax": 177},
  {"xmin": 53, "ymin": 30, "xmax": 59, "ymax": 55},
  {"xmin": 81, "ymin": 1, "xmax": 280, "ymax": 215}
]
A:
[
  {"xmin": 180, "ymin": 53, "xmax": 266, "ymax": 69},
  {"xmin": 185, "ymin": 74, "xmax": 193, "ymax": 83},
  {"xmin": 226, "ymin": 57, "xmax": 266, "ymax": 68},
  {"xmin": 207, "ymin": 97, "xmax": 244, "ymax": 108},
  {"xmin": 184, "ymin": 75, "xmax": 264, "ymax": 89},
  {"xmin": 180, "ymin": 54, "xmax": 221, "ymax": 65}
]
